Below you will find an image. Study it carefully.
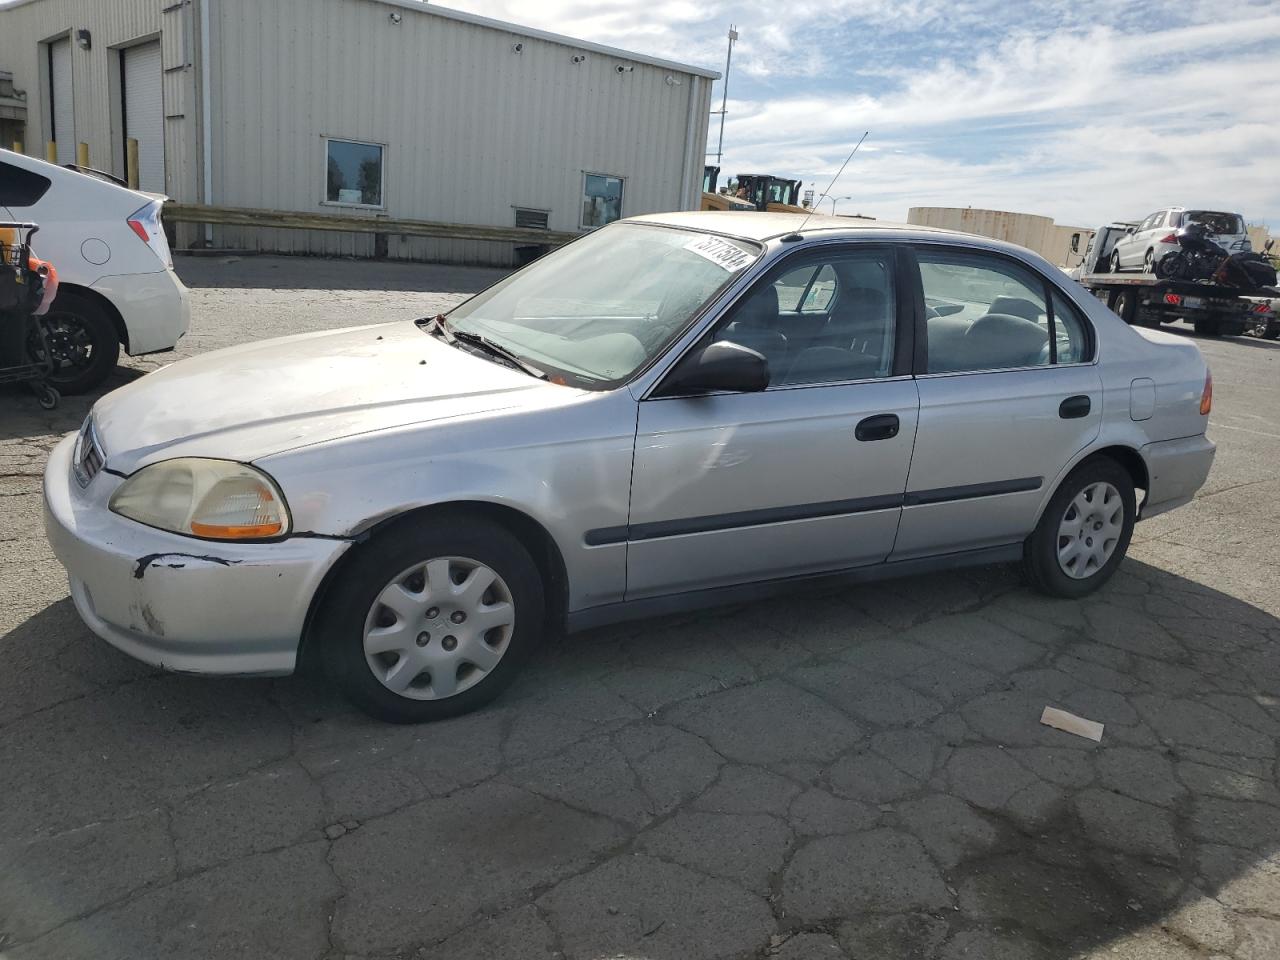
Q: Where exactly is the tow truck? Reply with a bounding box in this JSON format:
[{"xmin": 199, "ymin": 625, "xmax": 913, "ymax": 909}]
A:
[{"xmin": 1066, "ymin": 230, "xmax": 1280, "ymax": 340}]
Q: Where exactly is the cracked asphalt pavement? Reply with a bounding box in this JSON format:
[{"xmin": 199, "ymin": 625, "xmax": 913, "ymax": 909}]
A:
[{"xmin": 2, "ymin": 255, "xmax": 1280, "ymax": 960}]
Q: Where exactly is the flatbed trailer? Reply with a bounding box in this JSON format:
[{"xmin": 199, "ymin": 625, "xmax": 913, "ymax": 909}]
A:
[{"xmin": 1076, "ymin": 272, "xmax": 1280, "ymax": 339}]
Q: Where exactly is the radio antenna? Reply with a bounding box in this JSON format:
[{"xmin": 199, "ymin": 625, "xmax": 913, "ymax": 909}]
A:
[{"xmin": 791, "ymin": 131, "xmax": 870, "ymax": 235}]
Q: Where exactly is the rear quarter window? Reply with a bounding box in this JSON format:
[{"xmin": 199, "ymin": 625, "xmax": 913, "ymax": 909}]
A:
[{"xmin": 0, "ymin": 162, "xmax": 53, "ymax": 207}]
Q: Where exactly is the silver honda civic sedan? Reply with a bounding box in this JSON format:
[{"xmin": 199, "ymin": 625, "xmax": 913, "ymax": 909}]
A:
[{"xmin": 44, "ymin": 212, "xmax": 1215, "ymax": 722}]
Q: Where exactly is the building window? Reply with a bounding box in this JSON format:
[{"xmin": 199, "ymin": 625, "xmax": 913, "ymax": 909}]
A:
[
  {"xmin": 581, "ymin": 173, "xmax": 623, "ymax": 229},
  {"xmin": 324, "ymin": 138, "xmax": 384, "ymax": 208}
]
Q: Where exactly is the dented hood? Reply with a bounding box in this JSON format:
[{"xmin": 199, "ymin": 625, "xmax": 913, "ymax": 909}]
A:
[{"xmin": 93, "ymin": 321, "xmax": 573, "ymax": 474}]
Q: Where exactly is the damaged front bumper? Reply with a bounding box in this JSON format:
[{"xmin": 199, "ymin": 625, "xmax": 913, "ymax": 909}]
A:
[{"xmin": 43, "ymin": 433, "xmax": 351, "ymax": 677}]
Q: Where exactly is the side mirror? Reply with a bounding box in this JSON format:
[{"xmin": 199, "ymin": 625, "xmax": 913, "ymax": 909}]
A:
[
  {"xmin": 1070, "ymin": 233, "xmax": 1080, "ymax": 253},
  {"xmin": 660, "ymin": 340, "xmax": 770, "ymax": 395},
  {"xmin": 1125, "ymin": 227, "xmax": 1135, "ymax": 235}
]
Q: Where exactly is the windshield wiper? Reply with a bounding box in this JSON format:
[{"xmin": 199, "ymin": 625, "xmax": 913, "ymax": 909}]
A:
[{"xmin": 420, "ymin": 315, "xmax": 549, "ymax": 380}]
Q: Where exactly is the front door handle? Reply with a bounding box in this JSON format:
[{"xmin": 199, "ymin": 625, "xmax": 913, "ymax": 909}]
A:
[
  {"xmin": 1059, "ymin": 395, "xmax": 1092, "ymax": 419},
  {"xmin": 856, "ymin": 413, "xmax": 900, "ymax": 442}
]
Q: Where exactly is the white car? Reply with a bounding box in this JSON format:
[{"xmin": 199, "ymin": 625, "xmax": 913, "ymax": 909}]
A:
[
  {"xmin": 1110, "ymin": 207, "xmax": 1249, "ymax": 274},
  {"xmin": 0, "ymin": 148, "xmax": 190, "ymax": 393}
]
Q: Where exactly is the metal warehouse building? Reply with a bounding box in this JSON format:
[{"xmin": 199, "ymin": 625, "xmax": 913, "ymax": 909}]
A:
[{"xmin": 0, "ymin": 0, "xmax": 717, "ymax": 264}]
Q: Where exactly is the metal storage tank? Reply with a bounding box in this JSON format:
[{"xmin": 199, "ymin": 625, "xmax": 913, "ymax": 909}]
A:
[
  {"xmin": 908, "ymin": 207, "xmax": 1057, "ymax": 262},
  {"xmin": 0, "ymin": 0, "xmax": 717, "ymax": 265}
]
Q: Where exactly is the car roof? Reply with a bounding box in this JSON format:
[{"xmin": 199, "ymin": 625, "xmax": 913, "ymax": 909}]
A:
[{"xmin": 628, "ymin": 210, "xmax": 965, "ymax": 243}]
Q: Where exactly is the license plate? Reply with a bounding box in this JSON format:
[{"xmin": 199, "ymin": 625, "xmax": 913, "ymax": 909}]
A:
[{"xmin": 1184, "ymin": 296, "xmax": 1204, "ymax": 309}]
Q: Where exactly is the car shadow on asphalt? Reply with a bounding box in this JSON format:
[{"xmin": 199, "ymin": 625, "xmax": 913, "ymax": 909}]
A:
[{"xmin": 1, "ymin": 559, "xmax": 1277, "ymax": 958}]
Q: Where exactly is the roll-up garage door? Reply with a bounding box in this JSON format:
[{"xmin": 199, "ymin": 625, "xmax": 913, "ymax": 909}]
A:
[
  {"xmin": 123, "ymin": 41, "xmax": 165, "ymax": 193},
  {"xmin": 48, "ymin": 37, "xmax": 74, "ymax": 165}
]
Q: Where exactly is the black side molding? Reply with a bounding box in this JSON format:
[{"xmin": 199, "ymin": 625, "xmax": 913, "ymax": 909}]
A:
[
  {"xmin": 903, "ymin": 476, "xmax": 1042, "ymax": 507},
  {"xmin": 585, "ymin": 477, "xmax": 1045, "ymax": 546}
]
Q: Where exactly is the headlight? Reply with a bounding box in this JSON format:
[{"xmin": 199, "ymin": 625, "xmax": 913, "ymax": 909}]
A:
[{"xmin": 109, "ymin": 458, "xmax": 290, "ymax": 540}]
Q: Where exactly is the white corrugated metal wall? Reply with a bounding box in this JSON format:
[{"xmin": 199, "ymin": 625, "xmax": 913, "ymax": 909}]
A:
[
  {"xmin": 0, "ymin": 0, "xmax": 197, "ymax": 210},
  {"xmin": 123, "ymin": 39, "xmax": 164, "ymax": 191},
  {"xmin": 48, "ymin": 35, "xmax": 74, "ymax": 163},
  {"xmin": 207, "ymin": 0, "xmax": 715, "ymax": 264}
]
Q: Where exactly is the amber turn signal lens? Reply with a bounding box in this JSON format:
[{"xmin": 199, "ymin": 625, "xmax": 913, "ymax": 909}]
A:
[
  {"xmin": 189, "ymin": 520, "xmax": 285, "ymax": 539},
  {"xmin": 1200, "ymin": 370, "xmax": 1212, "ymax": 416}
]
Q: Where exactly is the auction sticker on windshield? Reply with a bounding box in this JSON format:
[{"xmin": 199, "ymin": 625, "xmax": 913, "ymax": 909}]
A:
[{"xmin": 684, "ymin": 235, "xmax": 755, "ymax": 272}]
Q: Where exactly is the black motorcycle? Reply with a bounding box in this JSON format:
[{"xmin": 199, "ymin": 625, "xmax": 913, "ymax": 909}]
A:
[{"xmin": 1156, "ymin": 223, "xmax": 1277, "ymax": 289}]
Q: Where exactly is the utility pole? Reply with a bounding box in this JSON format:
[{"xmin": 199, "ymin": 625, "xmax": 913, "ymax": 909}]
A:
[{"xmin": 711, "ymin": 26, "xmax": 738, "ymax": 166}]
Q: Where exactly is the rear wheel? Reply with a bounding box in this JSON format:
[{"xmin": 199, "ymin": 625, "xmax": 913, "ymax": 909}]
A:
[
  {"xmin": 1193, "ymin": 317, "xmax": 1219, "ymax": 336},
  {"xmin": 1263, "ymin": 325, "xmax": 1280, "ymax": 341},
  {"xmin": 318, "ymin": 513, "xmax": 544, "ymax": 723},
  {"xmin": 1022, "ymin": 456, "xmax": 1135, "ymax": 599},
  {"xmin": 1142, "ymin": 250, "xmax": 1155, "ymax": 273},
  {"xmin": 33, "ymin": 291, "xmax": 121, "ymax": 394},
  {"xmin": 1109, "ymin": 288, "xmax": 1140, "ymax": 325}
]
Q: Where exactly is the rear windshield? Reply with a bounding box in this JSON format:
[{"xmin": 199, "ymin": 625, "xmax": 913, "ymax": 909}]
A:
[{"xmin": 1180, "ymin": 211, "xmax": 1244, "ymax": 235}]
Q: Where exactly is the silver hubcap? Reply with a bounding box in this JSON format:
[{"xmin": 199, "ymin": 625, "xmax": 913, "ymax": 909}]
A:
[
  {"xmin": 1057, "ymin": 481, "xmax": 1124, "ymax": 580},
  {"xmin": 363, "ymin": 556, "xmax": 515, "ymax": 700}
]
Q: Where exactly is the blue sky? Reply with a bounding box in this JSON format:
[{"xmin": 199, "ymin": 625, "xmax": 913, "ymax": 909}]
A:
[{"xmin": 449, "ymin": 0, "xmax": 1280, "ymax": 229}]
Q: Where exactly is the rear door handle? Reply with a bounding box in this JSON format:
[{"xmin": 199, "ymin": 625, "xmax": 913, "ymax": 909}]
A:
[
  {"xmin": 856, "ymin": 413, "xmax": 900, "ymax": 441},
  {"xmin": 1059, "ymin": 395, "xmax": 1091, "ymax": 419}
]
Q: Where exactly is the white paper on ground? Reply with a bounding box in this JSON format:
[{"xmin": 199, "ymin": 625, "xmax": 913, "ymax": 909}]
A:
[{"xmin": 1040, "ymin": 705, "xmax": 1104, "ymax": 742}]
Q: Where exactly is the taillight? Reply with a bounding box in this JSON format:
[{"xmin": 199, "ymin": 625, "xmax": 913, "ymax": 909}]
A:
[
  {"xmin": 1159, "ymin": 234, "xmax": 1178, "ymax": 245},
  {"xmin": 126, "ymin": 199, "xmax": 173, "ymax": 268},
  {"xmin": 1200, "ymin": 370, "xmax": 1212, "ymax": 416},
  {"xmin": 1164, "ymin": 293, "xmax": 1182, "ymax": 306}
]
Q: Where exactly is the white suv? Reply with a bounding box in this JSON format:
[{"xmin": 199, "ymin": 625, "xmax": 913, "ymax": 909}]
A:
[
  {"xmin": 0, "ymin": 149, "xmax": 190, "ymax": 393},
  {"xmin": 1110, "ymin": 207, "xmax": 1250, "ymax": 273}
]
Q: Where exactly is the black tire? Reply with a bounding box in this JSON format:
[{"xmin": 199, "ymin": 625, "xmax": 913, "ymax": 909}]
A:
[
  {"xmin": 1022, "ymin": 456, "xmax": 1136, "ymax": 599},
  {"xmin": 1110, "ymin": 288, "xmax": 1139, "ymax": 325},
  {"xmin": 35, "ymin": 291, "xmax": 121, "ymax": 394},
  {"xmin": 1263, "ymin": 325, "xmax": 1280, "ymax": 341},
  {"xmin": 1193, "ymin": 317, "xmax": 1219, "ymax": 336},
  {"xmin": 1110, "ymin": 250, "xmax": 1123, "ymax": 273},
  {"xmin": 317, "ymin": 512, "xmax": 545, "ymax": 723},
  {"xmin": 1142, "ymin": 250, "xmax": 1154, "ymax": 274}
]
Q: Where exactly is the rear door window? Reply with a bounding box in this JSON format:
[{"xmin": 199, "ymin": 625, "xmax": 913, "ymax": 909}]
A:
[
  {"xmin": 918, "ymin": 248, "xmax": 1093, "ymax": 373},
  {"xmin": 0, "ymin": 162, "xmax": 52, "ymax": 207}
]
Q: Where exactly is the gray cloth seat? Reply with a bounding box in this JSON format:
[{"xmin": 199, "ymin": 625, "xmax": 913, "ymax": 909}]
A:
[
  {"xmin": 927, "ymin": 313, "xmax": 1047, "ymax": 372},
  {"xmin": 822, "ymin": 286, "xmax": 888, "ymax": 351},
  {"xmin": 959, "ymin": 313, "xmax": 1048, "ymax": 369},
  {"xmin": 718, "ymin": 283, "xmax": 788, "ymax": 374},
  {"xmin": 987, "ymin": 296, "xmax": 1043, "ymax": 322},
  {"xmin": 782, "ymin": 346, "xmax": 880, "ymax": 385}
]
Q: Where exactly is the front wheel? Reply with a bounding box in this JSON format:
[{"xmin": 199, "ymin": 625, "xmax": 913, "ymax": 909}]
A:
[
  {"xmin": 318, "ymin": 513, "xmax": 545, "ymax": 723},
  {"xmin": 1022, "ymin": 457, "xmax": 1135, "ymax": 599},
  {"xmin": 1110, "ymin": 250, "xmax": 1123, "ymax": 273}
]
